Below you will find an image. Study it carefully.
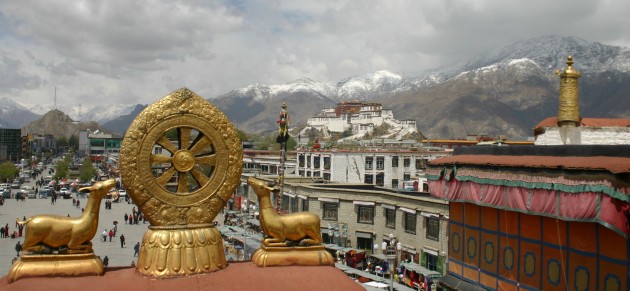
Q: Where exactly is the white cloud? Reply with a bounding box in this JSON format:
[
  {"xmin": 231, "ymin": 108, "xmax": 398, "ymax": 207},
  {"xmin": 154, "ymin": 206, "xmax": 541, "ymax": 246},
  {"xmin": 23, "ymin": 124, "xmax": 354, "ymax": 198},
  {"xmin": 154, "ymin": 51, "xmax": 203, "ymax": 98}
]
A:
[{"xmin": 0, "ymin": 0, "xmax": 628, "ymax": 110}]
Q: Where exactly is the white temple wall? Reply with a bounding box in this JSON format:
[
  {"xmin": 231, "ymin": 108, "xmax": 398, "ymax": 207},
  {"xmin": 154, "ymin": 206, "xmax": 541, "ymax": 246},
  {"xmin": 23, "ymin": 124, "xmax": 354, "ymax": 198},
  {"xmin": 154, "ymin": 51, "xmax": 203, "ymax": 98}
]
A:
[{"xmin": 534, "ymin": 127, "xmax": 630, "ymax": 145}]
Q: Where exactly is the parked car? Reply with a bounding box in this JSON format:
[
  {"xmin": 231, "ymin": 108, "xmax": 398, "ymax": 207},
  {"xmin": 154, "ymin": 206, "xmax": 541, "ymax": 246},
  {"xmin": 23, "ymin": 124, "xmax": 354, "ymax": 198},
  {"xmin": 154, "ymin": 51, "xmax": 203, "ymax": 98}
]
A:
[
  {"xmin": 11, "ymin": 182, "xmax": 21, "ymax": 189},
  {"xmin": 39, "ymin": 188, "xmax": 53, "ymax": 198},
  {"xmin": 0, "ymin": 188, "xmax": 10, "ymax": 198},
  {"xmin": 118, "ymin": 189, "xmax": 127, "ymax": 197}
]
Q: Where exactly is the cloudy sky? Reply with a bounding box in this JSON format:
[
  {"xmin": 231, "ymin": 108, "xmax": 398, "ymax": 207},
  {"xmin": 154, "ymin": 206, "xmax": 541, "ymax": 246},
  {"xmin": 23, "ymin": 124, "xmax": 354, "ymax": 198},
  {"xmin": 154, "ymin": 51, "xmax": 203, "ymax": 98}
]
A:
[{"xmin": 1, "ymin": 0, "xmax": 629, "ymax": 111}]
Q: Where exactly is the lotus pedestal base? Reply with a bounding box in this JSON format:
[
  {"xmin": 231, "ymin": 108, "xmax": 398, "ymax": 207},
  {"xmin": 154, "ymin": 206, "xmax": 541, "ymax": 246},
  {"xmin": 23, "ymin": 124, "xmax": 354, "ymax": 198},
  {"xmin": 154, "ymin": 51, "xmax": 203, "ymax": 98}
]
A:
[
  {"xmin": 137, "ymin": 224, "xmax": 227, "ymax": 278},
  {"xmin": 8, "ymin": 252, "xmax": 104, "ymax": 283},
  {"xmin": 252, "ymin": 245, "xmax": 335, "ymax": 267}
]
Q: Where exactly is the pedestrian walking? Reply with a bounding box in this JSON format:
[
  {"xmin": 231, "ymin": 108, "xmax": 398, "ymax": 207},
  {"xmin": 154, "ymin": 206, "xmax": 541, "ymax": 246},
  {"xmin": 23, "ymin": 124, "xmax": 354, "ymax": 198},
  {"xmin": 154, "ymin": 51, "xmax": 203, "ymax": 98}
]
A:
[
  {"xmin": 103, "ymin": 256, "xmax": 109, "ymax": 267},
  {"xmin": 15, "ymin": 241, "xmax": 21, "ymax": 256},
  {"xmin": 101, "ymin": 229, "xmax": 107, "ymax": 242},
  {"xmin": 108, "ymin": 229, "xmax": 113, "ymax": 242},
  {"xmin": 0, "ymin": 226, "xmax": 4, "ymax": 238},
  {"xmin": 134, "ymin": 242, "xmax": 140, "ymax": 257},
  {"xmin": 120, "ymin": 234, "xmax": 126, "ymax": 248}
]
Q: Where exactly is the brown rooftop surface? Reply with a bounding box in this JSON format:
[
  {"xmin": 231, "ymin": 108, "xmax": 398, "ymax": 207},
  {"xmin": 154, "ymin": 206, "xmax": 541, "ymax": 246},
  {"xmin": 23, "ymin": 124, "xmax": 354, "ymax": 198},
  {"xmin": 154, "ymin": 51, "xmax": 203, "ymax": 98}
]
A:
[
  {"xmin": 428, "ymin": 155, "xmax": 630, "ymax": 174},
  {"xmin": 0, "ymin": 262, "xmax": 365, "ymax": 291},
  {"xmin": 534, "ymin": 117, "xmax": 630, "ymax": 129}
]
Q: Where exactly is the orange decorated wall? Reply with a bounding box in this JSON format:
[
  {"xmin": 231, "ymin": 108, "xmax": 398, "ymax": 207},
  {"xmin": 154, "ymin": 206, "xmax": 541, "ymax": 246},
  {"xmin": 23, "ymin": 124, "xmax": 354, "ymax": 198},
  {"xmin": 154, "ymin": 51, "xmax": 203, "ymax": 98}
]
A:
[{"xmin": 447, "ymin": 202, "xmax": 628, "ymax": 290}]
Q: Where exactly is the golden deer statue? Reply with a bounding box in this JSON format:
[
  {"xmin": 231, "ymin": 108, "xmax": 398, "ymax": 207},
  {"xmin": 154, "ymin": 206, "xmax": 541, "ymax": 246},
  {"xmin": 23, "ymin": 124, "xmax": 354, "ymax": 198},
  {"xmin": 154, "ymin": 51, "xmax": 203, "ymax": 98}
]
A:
[
  {"xmin": 248, "ymin": 177, "xmax": 323, "ymax": 247},
  {"xmin": 18, "ymin": 179, "xmax": 117, "ymax": 254}
]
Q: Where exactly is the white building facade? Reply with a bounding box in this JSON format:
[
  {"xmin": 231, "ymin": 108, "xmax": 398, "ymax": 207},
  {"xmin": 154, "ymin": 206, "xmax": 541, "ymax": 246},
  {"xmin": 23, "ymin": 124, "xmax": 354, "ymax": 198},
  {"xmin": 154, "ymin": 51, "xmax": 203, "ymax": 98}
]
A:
[{"xmin": 296, "ymin": 149, "xmax": 450, "ymax": 191}]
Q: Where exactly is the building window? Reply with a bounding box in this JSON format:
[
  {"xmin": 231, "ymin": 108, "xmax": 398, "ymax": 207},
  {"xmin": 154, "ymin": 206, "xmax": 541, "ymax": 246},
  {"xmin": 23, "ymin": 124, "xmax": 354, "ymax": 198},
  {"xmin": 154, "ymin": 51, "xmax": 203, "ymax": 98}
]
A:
[
  {"xmin": 403, "ymin": 173, "xmax": 411, "ymax": 180},
  {"xmin": 307, "ymin": 155, "xmax": 311, "ymax": 167},
  {"xmin": 291, "ymin": 197, "xmax": 300, "ymax": 213},
  {"xmin": 357, "ymin": 205, "xmax": 374, "ymax": 224},
  {"xmin": 423, "ymin": 252, "xmax": 438, "ymax": 271},
  {"xmin": 385, "ymin": 209, "xmax": 396, "ymax": 229},
  {"xmin": 323, "ymin": 157, "xmax": 331, "ymax": 170},
  {"xmin": 298, "ymin": 155, "xmax": 305, "ymax": 167},
  {"xmin": 427, "ymin": 218, "xmax": 440, "ymax": 241},
  {"xmin": 376, "ymin": 157, "xmax": 384, "ymax": 170},
  {"xmin": 376, "ymin": 173, "xmax": 384, "ymax": 186},
  {"xmin": 364, "ymin": 174, "xmax": 373, "ymax": 184},
  {"xmin": 403, "ymin": 158, "xmax": 411, "ymax": 167},
  {"xmin": 323, "ymin": 203, "xmax": 338, "ymax": 221},
  {"xmin": 314, "ymin": 156, "xmax": 320, "ymax": 169},
  {"xmin": 415, "ymin": 158, "xmax": 427, "ymax": 170},
  {"xmin": 404, "ymin": 212, "xmax": 416, "ymax": 234},
  {"xmin": 392, "ymin": 179, "xmax": 399, "ymax": 189},
  {"xmin": 365, "ymin": 157, "xmax": 373, "ymax": 170},
  {"xmin": 281, "ymin": 195, "xmax": 290, "ymax": 211},
  {"xmin": 392, "ymin": 156, "xmax": 399, "ymax": 167},
  {"xmin": 301, "ymin": 198, "xmax": 309, "ymax": 211}
]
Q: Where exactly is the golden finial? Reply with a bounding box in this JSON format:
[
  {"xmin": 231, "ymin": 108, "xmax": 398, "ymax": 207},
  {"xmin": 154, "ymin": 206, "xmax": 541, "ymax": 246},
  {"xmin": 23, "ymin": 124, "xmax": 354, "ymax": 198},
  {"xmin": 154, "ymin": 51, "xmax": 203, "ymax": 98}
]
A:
[{"xmin": 555, "ymin": 56, "xmax": 581, "ymax": 127}]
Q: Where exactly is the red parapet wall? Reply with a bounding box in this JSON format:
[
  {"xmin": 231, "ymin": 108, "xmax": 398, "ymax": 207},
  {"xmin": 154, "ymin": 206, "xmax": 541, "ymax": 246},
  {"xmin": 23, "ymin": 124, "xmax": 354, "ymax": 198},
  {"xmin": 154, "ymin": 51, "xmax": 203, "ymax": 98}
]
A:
[{"xmin": 447, "ymin": 202, "xmax": 628, "ymax": 291}]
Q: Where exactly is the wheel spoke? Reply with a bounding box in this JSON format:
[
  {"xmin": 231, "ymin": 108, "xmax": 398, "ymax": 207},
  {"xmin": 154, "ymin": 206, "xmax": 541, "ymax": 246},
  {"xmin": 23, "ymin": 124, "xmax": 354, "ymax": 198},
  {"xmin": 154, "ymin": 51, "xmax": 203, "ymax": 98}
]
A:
[
  {"xmin": 150, "ymin": 154, "xmax": 173, "ymax": 165},
  {"xmin": 177, "ymin": 172, "xmax": 188, "ymax": 193},
  {"xmin": 195, "ymin": 154, "xmax": 216, "ymax": 166},
  {"xmin": 156, "ymin": 167, "xmax": 176, "ymax": 187},
  {"xmin": 178, "ymin": 127, "xmax": 192, "ymax": 150},
  {"xmin": 189, "ymin": 135, "xmax": 213, "ymax": 155},
  {"xmin": 190, "ymin": 166, "xmax": 210, "ymax": 186},
  {"xmin": 157, "ymin": 135, "xmax": 178, "ymax": 154}
]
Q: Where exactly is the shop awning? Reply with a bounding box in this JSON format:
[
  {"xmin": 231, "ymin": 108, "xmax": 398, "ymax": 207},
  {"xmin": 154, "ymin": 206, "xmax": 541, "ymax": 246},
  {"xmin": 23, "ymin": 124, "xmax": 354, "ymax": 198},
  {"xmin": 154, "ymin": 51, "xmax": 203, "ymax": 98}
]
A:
[
  {"xmin": 437, "ymin": 274, "xmax": 486, "ymax": 291},
  {"xmin": 400, "ymin": 262, "xmax": 442, "ymax": 279},
  {"xmin": 246, "ymin": 219, "xmax": 260, "ymax": 226}
]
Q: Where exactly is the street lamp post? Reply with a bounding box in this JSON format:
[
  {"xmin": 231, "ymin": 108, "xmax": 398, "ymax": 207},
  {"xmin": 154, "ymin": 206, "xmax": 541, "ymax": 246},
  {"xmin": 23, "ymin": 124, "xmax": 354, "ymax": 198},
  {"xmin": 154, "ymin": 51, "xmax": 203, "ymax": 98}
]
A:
[{"xmin": 375, "ymin": 234, "xmax": 402, "ymax": 291}]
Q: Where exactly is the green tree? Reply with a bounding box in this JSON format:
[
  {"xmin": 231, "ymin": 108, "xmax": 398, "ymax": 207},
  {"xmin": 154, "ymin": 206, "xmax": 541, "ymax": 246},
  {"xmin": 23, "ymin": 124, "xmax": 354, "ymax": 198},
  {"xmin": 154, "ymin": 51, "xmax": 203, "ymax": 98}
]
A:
[
  {"xmin": 57, "ymin": 136, "xmax": 68, "ymax": 146},
  {"xmin": 55, "ymin": 158, "xmax": 69, "ymax": 180},
  {"xmin": 236, "ymin": 129, "xmax": 249, "ymax": 142},
  {"xmin": 68, "ymin": 135, "xmax": 79, "ymax": 150},
  {"xmin": 0, "ymin": 162, "xmax": 19, "ymax": 183},
  {"xmin": 79, "ymin": 158, "xmax": 96, "ymax": 182}
]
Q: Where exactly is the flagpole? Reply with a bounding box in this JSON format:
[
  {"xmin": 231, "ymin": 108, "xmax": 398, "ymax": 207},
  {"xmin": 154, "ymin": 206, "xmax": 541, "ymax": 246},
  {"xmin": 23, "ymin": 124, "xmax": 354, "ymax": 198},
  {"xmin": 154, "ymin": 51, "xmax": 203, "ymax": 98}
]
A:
[{"xmin": 276, "ymin": 102, "xmax": 289, "ymax": 213}]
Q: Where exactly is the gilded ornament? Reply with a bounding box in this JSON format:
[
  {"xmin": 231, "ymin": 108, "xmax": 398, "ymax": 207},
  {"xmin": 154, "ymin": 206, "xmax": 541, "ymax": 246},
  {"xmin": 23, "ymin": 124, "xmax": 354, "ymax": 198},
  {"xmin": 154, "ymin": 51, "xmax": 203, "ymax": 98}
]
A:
[
  {"xmin": 119, "ymin": 88, "xmax": 242, "ymax": 277},
  {"xmin": 7, "ymin": 179, "xmax": 117, "ymax": 282},
  {"xmin": 555, "ymin": 56, "xmax": 581, "ymax": 126},
  {"xmin": 247, "ymin": 177, "xmax": 334, "ymax": 267}
]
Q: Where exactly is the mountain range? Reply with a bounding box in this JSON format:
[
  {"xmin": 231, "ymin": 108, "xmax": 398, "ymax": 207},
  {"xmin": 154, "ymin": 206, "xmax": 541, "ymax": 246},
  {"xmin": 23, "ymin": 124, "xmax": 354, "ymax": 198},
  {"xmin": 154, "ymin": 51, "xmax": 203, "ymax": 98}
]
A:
[{"xmin": 3, "ymin": 35, "xmax": 630, "ymax": 139}]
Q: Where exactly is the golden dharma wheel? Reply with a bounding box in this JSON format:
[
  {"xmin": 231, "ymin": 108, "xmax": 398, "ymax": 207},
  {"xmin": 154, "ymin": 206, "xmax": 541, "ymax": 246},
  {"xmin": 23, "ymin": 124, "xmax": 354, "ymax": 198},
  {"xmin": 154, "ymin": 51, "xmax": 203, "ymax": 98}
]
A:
[{"xmin": 120, "ymin": 88, "xmax": 242, "ymax": 226}]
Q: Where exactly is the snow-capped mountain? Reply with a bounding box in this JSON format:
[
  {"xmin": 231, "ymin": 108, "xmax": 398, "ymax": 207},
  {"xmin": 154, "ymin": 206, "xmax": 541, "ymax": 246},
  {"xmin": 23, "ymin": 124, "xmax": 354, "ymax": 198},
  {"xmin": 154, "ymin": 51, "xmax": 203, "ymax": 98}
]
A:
[
  {"xmin": 337, "ymin": 70, "xmax": 405, "ymax": 100},
  {"xmin": 215, "ymin": 35, "xmax": 630, "ymax": 138},
  {"xmin": 0, "ymin": 97, "xmax": 41, "ymax": 129},
  {"xmin": 234, "ymin": 78, "xmax": 336, "ymax": 102},
  {"xmin": 5, "ymin": 35, "xmax": 630, "ymax": 139}
]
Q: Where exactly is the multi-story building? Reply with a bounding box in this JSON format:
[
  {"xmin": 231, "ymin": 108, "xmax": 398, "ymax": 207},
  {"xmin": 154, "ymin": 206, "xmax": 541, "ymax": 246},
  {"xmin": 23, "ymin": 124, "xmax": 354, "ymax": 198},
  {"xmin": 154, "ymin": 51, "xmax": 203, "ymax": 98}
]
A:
[
  {"xmin": 78, "ymin": 130, "xmax": 123, "ymax": 162},
  {"xmin": 240, "ymin": 175, "xmax": 450, "ymax": 276},
  {"xmin": 296, "ymin": 149, "xmax": 450, "ymax": 191},
  {"xmin": 0, "ymin": 128, "xmax": 22, "ymax": 163}
]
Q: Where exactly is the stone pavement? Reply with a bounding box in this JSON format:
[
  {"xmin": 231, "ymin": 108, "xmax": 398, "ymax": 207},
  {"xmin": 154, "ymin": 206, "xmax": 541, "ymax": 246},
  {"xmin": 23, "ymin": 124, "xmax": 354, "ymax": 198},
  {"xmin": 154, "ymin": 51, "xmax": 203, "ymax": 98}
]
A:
[
  {"xmin": 0, "ymin": 192, "xmax": 232, "ymax": 277},
  {"xmin": 0, "ymin": 188, "xmax": 150, "ymax": 276}
]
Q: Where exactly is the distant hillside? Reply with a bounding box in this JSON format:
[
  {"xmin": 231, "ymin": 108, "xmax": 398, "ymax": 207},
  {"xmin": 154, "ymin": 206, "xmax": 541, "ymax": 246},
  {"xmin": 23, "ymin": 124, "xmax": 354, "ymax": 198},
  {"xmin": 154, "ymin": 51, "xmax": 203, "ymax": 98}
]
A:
[
  {"xmin": 22, "ymin": 109, "xmax": 111, "ymax": 139},
  {"xmin": 102, "ymin": 104, "xmax": 147, "ymax": 136}
]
